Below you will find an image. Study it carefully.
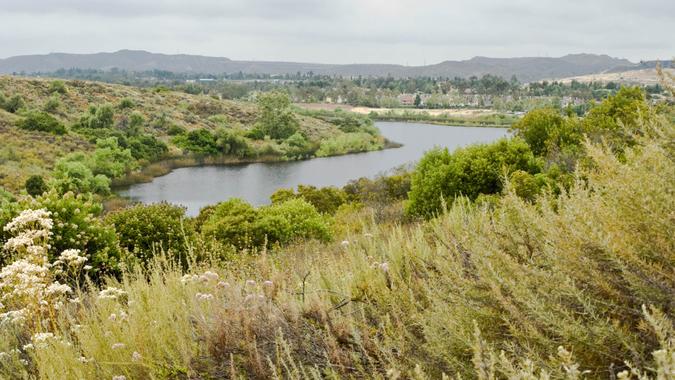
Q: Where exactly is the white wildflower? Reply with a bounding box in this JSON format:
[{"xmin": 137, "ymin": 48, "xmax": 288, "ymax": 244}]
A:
[
  {"xmin": 379, "ymin": 262, "xmax": 389, "ymax": 273},
  {"xmin": 131, "ymin": 351, "xmax": 142, "ymax": 362},
  {"xmin": 341, "ymin": 240, "xmax": 350, "ymax": 247},
  {"xmin": 3, "ymin": 209, "xmax": 53, "ymax": 234},
  {"xmin": 57, "ymin": 249, "xmax": 87, "ymax": 267},
  {"xmin": 111, "ymin": 343, "xmax": 125, "ymax": 350},
  {"xmin": 98, "ymin": 287, "xmax": 127, "ymax": 300},
  {"xmin": 112, "ymin": 376, "xmax": 127, "ymax": 380},
  {"xmin": 180, "ymin": 274, "xmax": 199, "ymax": 284},
  {"xmin": 45, "ymin": 282, "xmax": 72, "ymax": 296},
  {"xmin": 196, "ymin": 293, "xmax": 214, "ymax": 301},
  {"xmin": 245, "ymin": 279, "xmax": 256, "ymax": 287},
  {"xmin": 83, "ymin": 265, "xmax": 93, "ymax": 271},
  {"xmin": 217, "ymin": 281, "xmax": 230, "ymax": 288}
]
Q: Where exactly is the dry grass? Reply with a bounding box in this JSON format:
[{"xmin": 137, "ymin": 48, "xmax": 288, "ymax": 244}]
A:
[{"xmin": 1, "ymin": 115, "xmax": 672, "ymax": 379}]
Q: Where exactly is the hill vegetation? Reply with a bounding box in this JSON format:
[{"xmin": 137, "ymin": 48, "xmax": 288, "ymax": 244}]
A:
[
  {"xmin": 0, "ymin": 76, "xmax": 384, "ymax": 193},
  {"xmin": 0, "ymin": 75, "xmax": 673, "ymax": 379}
]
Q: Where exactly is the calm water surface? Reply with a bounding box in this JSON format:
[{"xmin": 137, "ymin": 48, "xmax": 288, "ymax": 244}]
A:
[{"xmin": 119, "ymin": 122, "xmax": 508, "ymax": 215}]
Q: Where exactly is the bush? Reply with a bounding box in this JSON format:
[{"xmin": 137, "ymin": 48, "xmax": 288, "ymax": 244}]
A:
[
  {"xmin": 201, "ymin": 199, "xmax": 258, "ymax": 249},
  {"xmin": 281, "ymin": 132, "xmax": 315, "ymax": 158},
  {"xmin": 215, "ymin": 128, "xmax": 251, "ymax": 157},
  {"xmin": 48, "ymin": 80, "xmax": 67, "ymax": 94},
  {"xmin": 50, "ymin": 153, "xmax": 111, "ymax": 195},
  {"xmin": 25, "ymin": 175, "xmax": 48, "ymax": 197},
  {"xmin": 106, "ymin": 203, "xmax": 193, "ymax": 267},
  {"xmin": 510, "ymin": 108, "xmax": 565, "ymax": 156},
  {"xmin": 0, "ymin": 94, "xmax": 25, "ymax": 113},
  {"xmin": 78, "ymin": 104, "xmax": 114, "ymax": 129},
  {"xmin": 172, "ymin": 128, "xmax": 219, "ymax": 155},
  {"xmin": 407, "ymin": 138, "xmax": 540, "ymax": 217},
  {"xmin": 43, "ymin": 94, "xmax": 62, "ymax": 114},
  {"xmin": 15, "ymin": 110, "xmax": 66, "ymax": 135},
  {"xmin": 254, "ymin": 199, "xmax": 332, "ymax": 245},
  {"xmin": 118, "ymin": 97, "xmax": 135, "ymax": 109},
  {"xmin": 315, "ymin": 132, "xmax": 383, "ymax": 157},
  {"xmin": 88, "ymin": 137, "xmax": 137, "ymax": 178},
  {"xmin": 271, "ymin": 185, "xmax": 347, "ymax": 214}
]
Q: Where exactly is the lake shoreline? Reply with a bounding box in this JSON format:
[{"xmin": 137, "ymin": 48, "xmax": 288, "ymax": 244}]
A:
[{"xmin": 111, "ymin": 138, "xmax": 403, "ymax": 191}]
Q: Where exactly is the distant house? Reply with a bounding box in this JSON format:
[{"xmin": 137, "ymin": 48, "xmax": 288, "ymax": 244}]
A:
[{"xmin": 398, "ymin": 94, "xmax": 415, "ymax": 106}]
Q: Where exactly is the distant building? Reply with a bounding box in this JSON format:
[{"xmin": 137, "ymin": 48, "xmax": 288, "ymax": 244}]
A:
[{"xmin": 398, "ymin": 94, "xmax": 415, "ymax": 106}]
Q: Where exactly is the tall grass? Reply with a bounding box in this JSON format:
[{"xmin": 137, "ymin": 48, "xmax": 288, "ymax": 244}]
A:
[{"xmin": 1, "ymin": 119, "xmax": 673, "ymax": 379}]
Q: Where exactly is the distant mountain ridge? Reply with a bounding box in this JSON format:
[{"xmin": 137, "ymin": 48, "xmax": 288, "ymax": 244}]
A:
[{"xmin": 0, "ymin": 50, "xmax": 636, "ymax": 82}]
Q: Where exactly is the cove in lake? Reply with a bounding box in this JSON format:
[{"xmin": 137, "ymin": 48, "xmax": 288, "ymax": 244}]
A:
[{"xmin": 119, "ymin": 122, "xmax": 509, "ymax": 216}]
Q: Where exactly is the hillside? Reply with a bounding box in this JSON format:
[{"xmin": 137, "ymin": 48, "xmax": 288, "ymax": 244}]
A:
[
  {"xmin": 0, "ymin": 50, "xmax": 634, "ymax": 82},
  {"xmin": 0, "ymin": 76, "xmax": 383, "ymax": 192}
]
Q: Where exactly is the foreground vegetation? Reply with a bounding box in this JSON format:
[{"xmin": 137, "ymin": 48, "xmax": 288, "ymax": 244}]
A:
[
  {"xmin": 0, "ymin": 80, "xmax": 673, "ymax": 379},
  {"xmin": 0, "ymin": 76, "xmax": 384, "ymax": 193}
]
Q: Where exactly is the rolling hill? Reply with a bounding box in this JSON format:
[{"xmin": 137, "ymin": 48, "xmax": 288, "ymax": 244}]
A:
[{"xmin": 0, "ymin": 50, "xmax": 636, "ymax": 82}]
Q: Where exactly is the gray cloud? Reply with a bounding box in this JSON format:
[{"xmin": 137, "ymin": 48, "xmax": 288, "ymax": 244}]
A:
[{"xmin": 0, "ymin": 0, "xmax": 672, "ymax": 64}]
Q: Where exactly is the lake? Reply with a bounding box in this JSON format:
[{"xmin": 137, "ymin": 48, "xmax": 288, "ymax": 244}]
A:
[{"xmin": 119, "ymin": 122, "xmax": 509, "ymax": 216}]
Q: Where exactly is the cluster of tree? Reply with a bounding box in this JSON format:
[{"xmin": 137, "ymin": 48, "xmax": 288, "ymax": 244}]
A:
[{"xmin": 406, "ymin": 86, "xmax": 656, "ymax": 217}]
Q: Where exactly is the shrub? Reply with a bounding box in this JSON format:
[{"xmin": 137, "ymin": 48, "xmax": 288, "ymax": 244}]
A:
[
  {"xmin": 173, "ymin": 129, "xmax": 219, "ymax": 155},
  {"xmin": 254, "ymin": 199, "xmax": 331, "ymax": 245},
  {"xmin": 201, "ymin": 199, "xmax": 258, "ymax": 249},
  {"xmin": 118, "ymin": 97, "xmax": 135, "ymax": 109},
  {"xmin": 78, "ymin": 104, "xmax": 115, "ymax": 129},
  {"xmin": 25, "ymin": 175, "xmax": 48, "ymax": 197},
  {"xmin": 281, "ymin": 132, "xmax": 315, "ymax": 158},
  {"xmin": 315, "ymin": 132, "xmax": 383, "ymax": 157},
  {"xmin": 50, "ymin": 153, "xmax": 111, "ymax": 195},
  {"xmin": 406, "ymin": 137, "xmax": 540, "ymax": 217},
  {"xmin": 43, "ymin": 94, "xmax": 62, "ymax": 114},
  {"xmin": 15, "ymin": 110, "xmax": 66, "ymax": 135},
  {"xmin": 271, "ymin": 185, "xmax": 347, "ymax": 214},
  {"xmin": 88, "ymin": 137, "xmax": 137, "ymax": 178},
  {"xmin": 1, "ymin": 94, "xmax": 25, "ymax": 113},
  {"xmin": 215, "ymin": 128, "xmax": 251, "ymax": 157},
  {"xmin": 106, "ymin": 203, "xmax": 193, "ymax": 267},
  {"xmin": 48, "ymin": 80, "xmax": 67, "ymax": 94}
]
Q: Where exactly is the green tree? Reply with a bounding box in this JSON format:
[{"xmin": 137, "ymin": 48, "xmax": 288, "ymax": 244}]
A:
[
  {"xmin": 89, "ymin": 137, "xmax": 137, "ymax": 178},
  {"xmin": 25, "ymin": 175, "xmax": 48, "ymax": 197},
  {"xmin": 50, "ymin": 153, "xmax": 111, "ymax": 195},
  {"xmin": 407, "ymin": 138, "xmax": 540, "ymax": 217},
  {"xmin": 510, "ymin": 108, "xmax": 565, "ymax": 156},
  {"xmin": 254, "ymin": 92, "xmax": 299, "ymax": 139},
  {"xmin": 254, "ymin": 199, "xmax": 331, "ymax": 245}
]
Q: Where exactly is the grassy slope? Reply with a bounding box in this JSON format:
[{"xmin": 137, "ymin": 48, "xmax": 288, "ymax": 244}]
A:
[
  {"xmin": 3, "ymin": 118, "xmax": 672, "ymax": 379},
  {"xmin": 0, "ymin": 76, "xmax": 345, "ymax": 191}
]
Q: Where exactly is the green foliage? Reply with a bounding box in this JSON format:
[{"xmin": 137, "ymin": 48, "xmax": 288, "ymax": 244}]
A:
[
  {"xmin": 43, "ymin": 94, "xmax": 62, "ymax": 114},
  {"xmin": 34, "ymin": 191, "xmax": 121, "ymax": 281},
  {"xmin": 0, "ymin": 94, "xmax": 25, "ymax": 113},
  {"xmin": 78, "ymin": 104, "xmax": 115, "ymax": 129},
  {"xmin": 280, "ymin": 132, "xmax": 315, "ymax": 158},
  {"xmin": 507, "ymin": 170, "xmax": 543, "ymax": 202},
  {"xmin": 15, "ymin": 110, "xmax": 66, "ymax": 135},
  {"xmin": 48, "ymin": 80, "xmax": 67, "ymax": 94},
  {"xmin": 214, "ymin": 128, "xmax": 251, "ymax": 157},
  {"xmin": 201, "ymin": 197, "xmax": 331, "ymax": 248},
  {"xmin": 344, "ymin": 171, "xmax": 411, "ymax": 204},
  {"xmin": 118, "ymin": 97, "xmax": 135, "ymax": 109},
  {"xmin": 254, "ymin": 199, "xmax": 331, "ymax": 245},
  {"xmin": 172, "ymin": 128, "xmax": 219, "ymax": 155},
  {"xmin": 583, "ymin": 86, "xmax": 652, "ymax": 148},
  {"xmin": 254, "ymin": 91, "xmax": 299, "ymax": 139},
  {"xmin": 106, "ymin": 203, "xmax": 193, "ymax": 267},
  {"xmin": 200, "ymin": 199, "xmax": 257, "ymax": 249},
  {"xmin": 510, "ymin": 108, "xmax": 566, "ymax": 156},
  {"xmin": 407, "ymin": 138, "xmax": 540, "ymax": 217},
  {"xmin": 50, "ymin": 153, "xmax": 111, "ymax": 195},
  {"xmin": 24, "ymin": 175, "xmax": 48, "ymax": 197},
  {"xmin": 316, "ymin": 132, "xmax": 383, "ymax": 157},
  {"xmin": 271, "ymin": 185, "xmax": 347, "ymax": 214},
  {"xmin": 89, "ymin": 137, "xmax": 137, "ymax": 178}
]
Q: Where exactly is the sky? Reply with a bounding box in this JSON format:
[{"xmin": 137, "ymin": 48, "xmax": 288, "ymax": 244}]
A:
[{"xmin": 0, "ymin": 0, "xmax": 672, "ymax": 65}]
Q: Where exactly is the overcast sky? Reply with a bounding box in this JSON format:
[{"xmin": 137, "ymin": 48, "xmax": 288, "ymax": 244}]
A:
[{"xmin": 0, "ymin": 0, "xmax": 672, "ymax": 64}]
